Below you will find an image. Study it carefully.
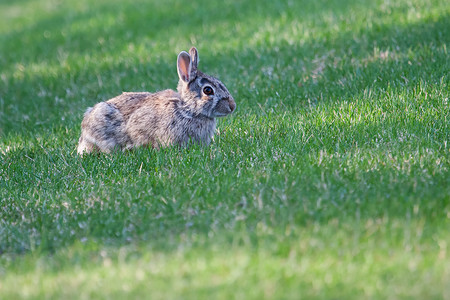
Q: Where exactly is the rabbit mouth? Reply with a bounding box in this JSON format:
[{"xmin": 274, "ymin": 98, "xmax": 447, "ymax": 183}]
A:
[
  {"xmin": 229, "ymin": 99, "xmax": 236, "ymax": 112},
  {"xmin": 213, "ymin": 98, "xmax": 236, "ymax": 117}
]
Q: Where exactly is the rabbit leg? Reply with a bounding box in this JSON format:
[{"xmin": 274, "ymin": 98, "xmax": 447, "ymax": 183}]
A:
[
  {"xmin": 78, "ymin": 102, "xmax": 130, "ymax": 154},
  {"xmin": 77, "ymin": 136, "xmax": 100, "ymax": 154}
]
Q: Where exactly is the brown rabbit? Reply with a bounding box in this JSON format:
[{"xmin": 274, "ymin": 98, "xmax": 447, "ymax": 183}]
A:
[{"xmin": 77, "ymin": 47, "xmax": 236, "ymax": 154}]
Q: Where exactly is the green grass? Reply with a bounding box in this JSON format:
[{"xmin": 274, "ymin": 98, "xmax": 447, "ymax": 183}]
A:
[{"xmin": 0, "ymin": 0, "xmax": 449, "ymax": 298}]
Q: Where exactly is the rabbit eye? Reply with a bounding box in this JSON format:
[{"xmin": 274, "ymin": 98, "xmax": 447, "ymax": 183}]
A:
[{"xmin": 203, "ymin": 86, "xmax": 214, "ymax": 96}]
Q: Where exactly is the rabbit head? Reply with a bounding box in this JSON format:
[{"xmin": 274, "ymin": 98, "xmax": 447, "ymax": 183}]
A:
[{"xmin": 177, "ymin": 47, "xmax": 236, "ymax": 119}]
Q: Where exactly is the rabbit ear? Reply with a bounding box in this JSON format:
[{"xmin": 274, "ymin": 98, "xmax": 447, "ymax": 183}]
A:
[
  {"xmin": 177, "ymin": 51, "xmax": 192, "ymax": 83},
  {"xmin": 189, "ymin": 47, "xmax": 198, "ymax": 75}
]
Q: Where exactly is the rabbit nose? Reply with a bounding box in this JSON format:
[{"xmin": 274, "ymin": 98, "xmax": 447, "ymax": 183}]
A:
[{"xmin": 228, "ymin": 98, "xmax": 236, "ymax": 112}]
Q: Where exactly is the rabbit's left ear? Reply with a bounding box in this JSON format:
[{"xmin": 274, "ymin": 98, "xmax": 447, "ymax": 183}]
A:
[
  {"xmin": 189, "ymin": 47, "xmax": 198, "ymax": 76},
  {"xmin": 177, "ymin": 51, "xmax": 192, "ymax": 83}
]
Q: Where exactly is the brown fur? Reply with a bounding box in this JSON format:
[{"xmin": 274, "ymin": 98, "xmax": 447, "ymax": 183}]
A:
[{"xmin": 77, "ymin": 48, "xmax": 235, "ymax": 154}]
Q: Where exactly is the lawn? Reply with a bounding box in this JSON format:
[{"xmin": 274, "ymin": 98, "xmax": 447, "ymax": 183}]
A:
[{"xmin": 0, "ymin": 0, "xmax": 449, "ymax": 298}]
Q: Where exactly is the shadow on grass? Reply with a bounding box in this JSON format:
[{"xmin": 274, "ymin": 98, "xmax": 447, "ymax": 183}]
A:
[
  {"xmin": 0, "ymin": 0, "xmax": 361, "ymax": 68},
  {"xmin": 1, "ymin": 0, "xmax": 448, "ymax": 135}
]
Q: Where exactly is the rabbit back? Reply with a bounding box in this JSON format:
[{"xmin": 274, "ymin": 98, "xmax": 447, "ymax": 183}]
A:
[{"xmin": 115, "ymin": 90, "xmax": 216, "ymax": 148}]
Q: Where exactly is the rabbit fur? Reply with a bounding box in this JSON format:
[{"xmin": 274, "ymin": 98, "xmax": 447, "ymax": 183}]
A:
[{"xmin": 77, "ymin": 47, "xmax": 236, "ymax": 154}]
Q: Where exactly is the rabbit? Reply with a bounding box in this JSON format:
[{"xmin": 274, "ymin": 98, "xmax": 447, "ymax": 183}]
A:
[{"xmin": 77, "ymin": 47, "xmax": 236, "ymax": 154}]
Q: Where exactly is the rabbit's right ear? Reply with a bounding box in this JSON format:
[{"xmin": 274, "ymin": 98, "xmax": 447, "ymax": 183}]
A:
[
  {"xmin": 177, "ymin": 51, "xmax": 192, "ymax": 83},
  {"xmin": 189, "ymin": 47, "xmax": 198, "ymax": 75}
]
